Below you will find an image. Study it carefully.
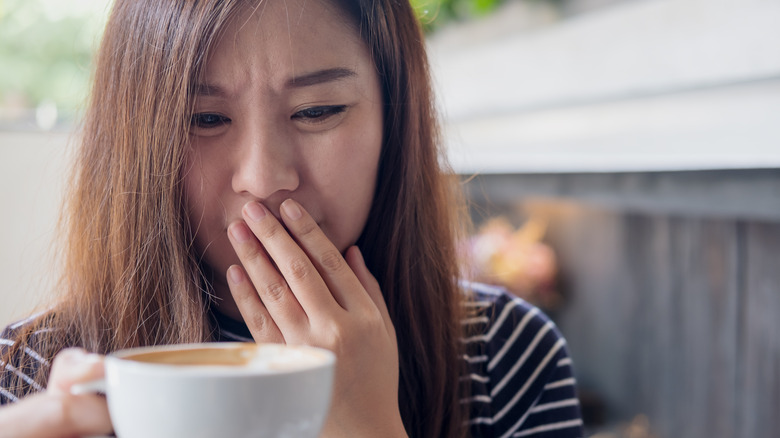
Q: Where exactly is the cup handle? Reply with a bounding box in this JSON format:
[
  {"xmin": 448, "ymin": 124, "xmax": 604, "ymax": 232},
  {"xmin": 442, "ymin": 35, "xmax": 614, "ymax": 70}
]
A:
[{"xmin": 70, "ymin": 378, "xmax": 107, "ymax": 396}]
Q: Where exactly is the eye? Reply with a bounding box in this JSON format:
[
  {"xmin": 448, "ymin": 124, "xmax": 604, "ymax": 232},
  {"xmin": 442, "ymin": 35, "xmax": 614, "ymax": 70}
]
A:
[
  {"xmin": 190, "ymin": 113, "xmax": 231, "ymax": 129},
  {"xmin": 291, "ymin": 105, "xmax": 347, "ymax": 123}
]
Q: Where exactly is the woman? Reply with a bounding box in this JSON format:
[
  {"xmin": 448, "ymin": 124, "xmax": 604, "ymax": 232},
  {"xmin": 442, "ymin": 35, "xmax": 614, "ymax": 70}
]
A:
[{"xmin": 0, "ymin": 0, "xmax": 584, "ymax": 437}]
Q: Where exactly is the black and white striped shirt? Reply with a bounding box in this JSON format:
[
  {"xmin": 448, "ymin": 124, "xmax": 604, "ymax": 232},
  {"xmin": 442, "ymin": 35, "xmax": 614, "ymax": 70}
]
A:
[
  {"xmin": 1, "ymin": 283, "xmax": 583, "ymax": 437},
  {"xmin": 457, "ymin": 283, "xmax": 583, "ymax": 437}
]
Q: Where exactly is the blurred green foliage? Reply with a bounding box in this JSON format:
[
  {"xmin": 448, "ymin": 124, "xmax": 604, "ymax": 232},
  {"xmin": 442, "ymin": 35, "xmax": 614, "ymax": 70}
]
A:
[
  {"xmin": 411, "ymin": 0, "xmax": 508, "ymax": 31},
  {"xmin": 0, "ymin": 0, "xmax": 108, "ymax": 116}
]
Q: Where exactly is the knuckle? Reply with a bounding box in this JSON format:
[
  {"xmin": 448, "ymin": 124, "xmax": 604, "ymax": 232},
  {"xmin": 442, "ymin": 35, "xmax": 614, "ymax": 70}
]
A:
[
  {"xmin": 287, "ymin": 257, "xmax": 310, "ymax": 281},
  {"xmin": 260, "ymin": 222, "xmax": 284, "ymax": 240},
  {"xmin": 261, "ymin": 281, "xmax": 287, "ymax": 303},
  {"xmin": 322, "ymin": 323, "xmax": 347, "ymax": 351},
  {"xmin": 51, "ymin": 348, "xmax": 85, "ymax": 371},
  {"xmin": 247, "ymin": 311, "xmax": 269, "ymax": 334},
  {"xmin": 233, "ymin": 284, "xmax": 256, "ymax": 303},
  {"xmin": 297, "ymin": 219, "xmax": 319, "ymax": 237},
  {"xmin": 356, "ymin": 313, "xmax": 385, "ymax": 338},
  {"xmin": 242, "ymin": 246, "xmax": 266, "ymax": 264},
  {"xmin": 321, "ymin": 319, "xmax": 370, "ymax": 355},
  {"xmin": 320, "ymin": 249, "xmax": 345, "ymax": 272}
]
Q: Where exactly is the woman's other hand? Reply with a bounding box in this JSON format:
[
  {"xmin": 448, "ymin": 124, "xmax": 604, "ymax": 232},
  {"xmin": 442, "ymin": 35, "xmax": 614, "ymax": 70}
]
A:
[
  {"xmin": 227, "ymin": 199, "xmax": 406, "ymax": 438},
  {"xmin": 0, "ymin": 348, "xmax": 112, "ymax": 438}
]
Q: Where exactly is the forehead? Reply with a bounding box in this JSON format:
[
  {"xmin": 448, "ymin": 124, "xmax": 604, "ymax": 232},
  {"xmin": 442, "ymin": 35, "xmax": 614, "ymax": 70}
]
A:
[{"xmin": 204, "ymin": 0, "xmax": 366, "ymax": 86}]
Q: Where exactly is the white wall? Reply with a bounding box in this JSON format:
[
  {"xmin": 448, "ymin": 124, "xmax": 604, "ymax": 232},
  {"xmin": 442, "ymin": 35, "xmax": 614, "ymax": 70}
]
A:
[{"xmin": 0, "ymin": 131, "xmax": 71, "ymax": 326}]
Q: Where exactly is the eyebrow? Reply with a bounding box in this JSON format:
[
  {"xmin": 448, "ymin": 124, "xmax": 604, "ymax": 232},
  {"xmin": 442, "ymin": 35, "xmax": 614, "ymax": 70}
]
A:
[
  {"xmin": 194, "ymin": 83, "xmax": 228, "ymax": 97},
  {"xmin": 194, "ymin": 67, "xmax": 358, "ymax": 98},
  {"xmin": 286, "ymin": 68, "xmax": 357, "ymax": 88}
]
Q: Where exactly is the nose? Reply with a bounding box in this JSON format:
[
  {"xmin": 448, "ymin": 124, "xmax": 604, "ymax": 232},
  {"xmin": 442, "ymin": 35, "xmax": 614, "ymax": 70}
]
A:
[{"xmin": 230, "ymin": 121, "xmax": 300, "ymax": 201}]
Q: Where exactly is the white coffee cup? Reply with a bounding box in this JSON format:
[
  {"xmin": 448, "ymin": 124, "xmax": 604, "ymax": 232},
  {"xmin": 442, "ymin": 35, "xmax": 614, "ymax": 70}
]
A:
[{"xmin": 72, "ymin": 342, "xmax": 336, "ymax": 438}]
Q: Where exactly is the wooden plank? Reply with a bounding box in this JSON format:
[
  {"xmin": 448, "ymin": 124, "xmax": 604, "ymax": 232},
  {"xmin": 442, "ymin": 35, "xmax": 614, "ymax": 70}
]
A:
[
  {"xmin": 668, "ymin": 219, "xmax": 740, "ymax": 438},
  {"xmin": 739, "ymin": 222, "xmax": 780, "ymax": 437},
  {"xmin": 462, "ymin": 170, "xmax": 780, "ymax": 222},
  {"xmin": 468, "ymin": 194, "xmax": 780, "ymax": 437},
  {"xmin": 507, "ymin": 201, "xmax": 746, "ymax": 437},
  {"xmin": 629, "ymin": 214, "xmax": 677, "ymax": 436}
]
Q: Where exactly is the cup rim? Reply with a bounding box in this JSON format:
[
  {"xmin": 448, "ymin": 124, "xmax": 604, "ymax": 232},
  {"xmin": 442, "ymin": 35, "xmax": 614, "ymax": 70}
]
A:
[{"xmin": 106, "ymin": 342, "xmax": 336, "ymax": 376}]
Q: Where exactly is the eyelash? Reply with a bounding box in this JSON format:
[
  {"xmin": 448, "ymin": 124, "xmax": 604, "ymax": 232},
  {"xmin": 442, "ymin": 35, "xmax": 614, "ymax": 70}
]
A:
[
  {"xmin": 191, "ymin": 113, "xmax": 230, "ymax": 129},
  {"xmin": 291, "ymin": 105, "xmax": 347, "ymax": 123},
  {"xmin": 190, "ymin": 105, "xmax": 346, "ymax": 131}
]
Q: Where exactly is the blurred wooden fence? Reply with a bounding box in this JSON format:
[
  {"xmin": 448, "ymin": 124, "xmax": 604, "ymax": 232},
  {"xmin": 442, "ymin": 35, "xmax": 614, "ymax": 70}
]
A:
[{"xmin": 464, "ymin": 169, "xmax": 780, "ymax": 438}]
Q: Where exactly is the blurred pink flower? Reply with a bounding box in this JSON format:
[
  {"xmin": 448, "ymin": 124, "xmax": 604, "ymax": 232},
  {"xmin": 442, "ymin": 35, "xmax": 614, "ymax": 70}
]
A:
[{"xmin": 463, "ymin": 216, "xmax": 561, "ymax": 309}]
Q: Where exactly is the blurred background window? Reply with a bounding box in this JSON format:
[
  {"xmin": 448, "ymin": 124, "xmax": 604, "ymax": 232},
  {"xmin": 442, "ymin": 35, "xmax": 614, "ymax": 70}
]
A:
[{"xmin": 0, "ymin": 0, "xmax": 110, "ymax": 130}]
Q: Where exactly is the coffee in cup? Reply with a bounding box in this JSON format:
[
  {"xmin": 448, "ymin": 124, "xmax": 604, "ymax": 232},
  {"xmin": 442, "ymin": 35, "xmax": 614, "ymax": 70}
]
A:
[{"xmin": 72, "ymin": 342, "xmax": 335, "ymax": 438}]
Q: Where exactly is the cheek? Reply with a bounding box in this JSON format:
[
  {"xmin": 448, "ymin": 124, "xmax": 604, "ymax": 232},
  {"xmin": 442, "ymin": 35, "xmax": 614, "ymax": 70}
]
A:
[
  {"xmin": 320, "ymin": 128, "xmax": 382, "ymax": 249},
  {"xmin": 182, "ymin": 148, "xmax": 224, "ymax": 250},
  {"xmin": 183, "ymin": 151, "xmax": 207, "ymax": 225},
  {"xmin": 182, "ymin": 154, "xmax": 239, "ymax": 274},
  {"xmin": 183, "ymin": 141, "xmax": 230, "ymax": 216}
]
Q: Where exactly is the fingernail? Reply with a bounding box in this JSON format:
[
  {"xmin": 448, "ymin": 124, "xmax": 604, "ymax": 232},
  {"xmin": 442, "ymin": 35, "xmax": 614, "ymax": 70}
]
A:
[
  {"xmin": 73, "ymin": 352, "xmax": 103, "ymax": 374},
  {"xmin": 229, "ymin": 222, "xmax": 251, "ymax": 243},
  {"xmin": 281, "ymin": 199, "xmax": 302, "ymax": 221},
  {"xmin": 245, "ymin": 202, "xmax": 267, "ymax": 222},
  {"xmin": 83, "ymin": 353, "xmax": 103, "ymax": 365},
  {"xmin": 227, "ymin": 265, "xmax": 244, "ymax": 284}
]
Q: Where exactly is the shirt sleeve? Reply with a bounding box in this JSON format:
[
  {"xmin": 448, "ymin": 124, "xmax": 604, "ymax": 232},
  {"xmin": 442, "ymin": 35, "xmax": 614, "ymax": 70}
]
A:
[
  {"xmin": 0, "ymin": 323, "xmax": 50, "ymax": 405},
  {"xmin": 466, "ymin": 286, "xmax": 584, "ymax": 437}
]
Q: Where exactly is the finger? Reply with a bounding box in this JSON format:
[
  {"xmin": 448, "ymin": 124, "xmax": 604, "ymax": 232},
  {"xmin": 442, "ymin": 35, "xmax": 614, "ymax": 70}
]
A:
[
  {"xmin": 226, "ymin": 264, "xmax": 285, "ymax": 344},
  {"xmin": 279, "ymin": 199, "xmax": 374, "ymax": 312},
  {"xmin": 227, "ymin": 221, "xmax": 308, "ymax": 336},
  {"xmin": 344, "ymin": 246, "xmax": 394, "ymax": 331},
  {"xmin": 241, "ymin": 201, "xmax": 341, "ymax": 316},
  {"xmin": 0, "ymin": 391, "xmax": 112, "ymax": 438},
  {"xmin": 47, "ymin": 349, "xmax": 104, "ymax": 395}
]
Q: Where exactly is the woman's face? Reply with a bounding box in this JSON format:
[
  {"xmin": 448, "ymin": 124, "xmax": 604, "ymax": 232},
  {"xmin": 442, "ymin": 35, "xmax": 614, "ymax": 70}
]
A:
[{"xmin": 184, "ymin": 0, "xmax": 383, "ymax": 302}]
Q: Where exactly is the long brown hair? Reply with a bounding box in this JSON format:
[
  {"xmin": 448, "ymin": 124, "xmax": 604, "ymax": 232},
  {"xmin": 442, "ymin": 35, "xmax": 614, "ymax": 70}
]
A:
[
  {"xmin": 342, "ymin": 1, "xmax": 471, "ymax": 436},
  {"xmin": 4, "ymin": 1, "xmax": 470, "ymax": 435},
  {"xmin": 4, "ymin": 0, "xmax": 236, "ymax": 388}
]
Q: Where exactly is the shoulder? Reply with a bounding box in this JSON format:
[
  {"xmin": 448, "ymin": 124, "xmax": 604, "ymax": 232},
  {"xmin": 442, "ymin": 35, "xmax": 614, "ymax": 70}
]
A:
[
  {"xmin": 462, "ymin": 282, "xmax": 563, "ymax": 360},
  {"xmin": 0, "ymin": 313, "xmax": 57, "ymax": 405},
  {"xmin": 461, "ymin": 282, "xmax": 584, "ymax": 437}
]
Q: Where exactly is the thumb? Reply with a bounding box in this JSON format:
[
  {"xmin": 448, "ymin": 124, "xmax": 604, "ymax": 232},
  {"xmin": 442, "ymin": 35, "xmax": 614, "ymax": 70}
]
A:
[
  {"xmin": 47, "ymin": 348, "xmax": 104, "ymax": 395},
  {"xmin": 0, "ymin": 391, "xmax": 112, "ymax": 438},
  {"xmin": 0, "ymin": 348, "xmax": 111, "ymax": 438}
]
